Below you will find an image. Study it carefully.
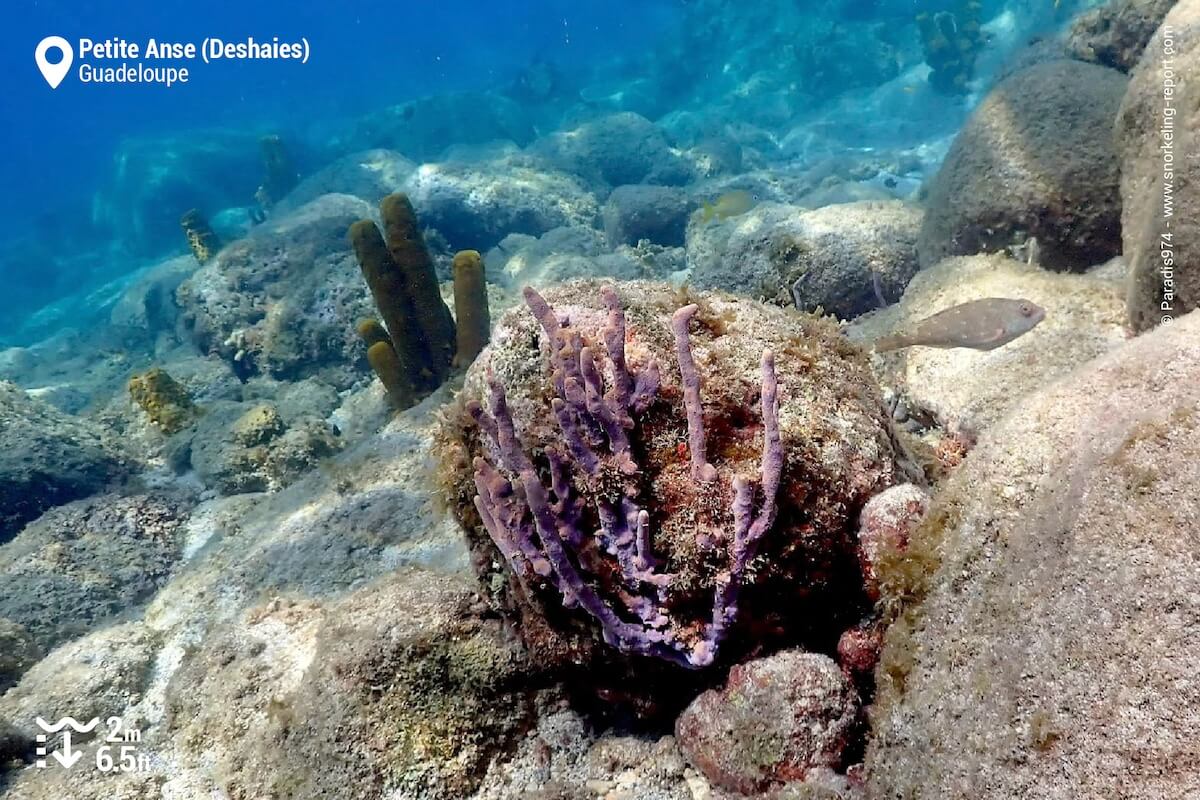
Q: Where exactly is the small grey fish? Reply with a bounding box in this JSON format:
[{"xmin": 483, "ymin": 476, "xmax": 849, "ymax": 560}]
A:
[{"xmin": 875, "ymin": 298, "xmax": 1046, "ymax": 352}]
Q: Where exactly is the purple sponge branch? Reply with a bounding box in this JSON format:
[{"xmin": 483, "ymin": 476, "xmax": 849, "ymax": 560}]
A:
[
  {"xmin": 601, "ymin": 289, "xmax": 633, "ymax": 409},
  {"xmin": 705, "ymin": 349, "xmax": 783, "ymax": 653},
  {"xmin": 472, "ymin": 288, "xmax": 784, "ymax": 668},
  {"xmin": 672, "ymin": 305, "xmax": 719, "ymax": 483}
]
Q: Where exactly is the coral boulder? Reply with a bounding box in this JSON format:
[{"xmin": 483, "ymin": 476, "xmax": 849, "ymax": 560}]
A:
[
  {"xmin": 440, "ymin": 280, "xmax": 903, "ymax": 676},
  {"xmin": 0, "ymin": 382, "xmax": 127, "ymax": 543},
  {"xmin": 918, "ymin": 60, "xmax": 1128, "ymax": 271},
  {"xmin": 176, "ymin": 193, "xmax": 379, "ymax": 386},
  {"xmin": 1117, "ymin": 0, "xmax": 1200, "ymax": 331},
  {"xmin": 1065, "ymin": 0, "xmax": 1176, "ymax": 72},
  {"xmin": 689, "ymin": 200, "xmax": 923, "ymax": 319},
  {"xmin": 676, "ymin": 649, "xmax": 860, "ymax": 795}
]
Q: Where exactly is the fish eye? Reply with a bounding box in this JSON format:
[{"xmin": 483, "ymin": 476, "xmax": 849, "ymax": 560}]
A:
[{"xmin": 1019, "ymin": 303, "xmax": 1033, "ymax": 316}]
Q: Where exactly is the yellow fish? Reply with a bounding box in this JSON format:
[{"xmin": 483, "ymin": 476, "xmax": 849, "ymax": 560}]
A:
[{"xmin": 701, "ymin": 190, "xmax": 755, "ymax": 223}]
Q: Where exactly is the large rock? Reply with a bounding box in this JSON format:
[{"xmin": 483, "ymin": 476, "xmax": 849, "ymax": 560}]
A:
[
  {"xmin": 404, "ymin": 157, "xmax": 600, "ymax": 251},
  {"xmin": 0, "ymin": 622, "xmax": 160, "ymax": 743},
  {"xmin": 484, "ymin": 225, "xmax": 686, "ymax": 290},
  {"xmin": 676, "ymin": 650, "xmax": 860, "ymax": 795},
  {"xmin": 485, "ymin": 225, "xmax": 607, "ymax": 287},
  {"xmin": 848, "ymin": 253, "xmax": 1129, "ymax": 436},
  {"xmin": 92, "ymin": 130, "xmax": 263, "ymax": 255},
  {"xmin": 139, "ymin": 387, "xmax": 470, "ymax": 621},
  {"xmin": 0, "ymin": 392, "xmax": 476, "ymax": 799},
  {"xmin": 1117, "ymin": 1, "xmax": 1200, "ymax": 331},
  {"xmin": 108, "ymin": 255, "xmax": 198, "ymax": 335},
  {"xmin": 0, "ymin": 382, "xmax": 127, "ymax": 542},
  {"xmin": 866, "ymin": 311, "xmax": 1200, "ymax": 799},
  {"xmin": 343, "ymin": 91, "xmax": 536, "ymax": 162},
  {"xmin": 918, "ymin": 60, "xmax": 1128, "ymax": 271},
  {"xmin": 183, "ymin": 400, "xmax": 339, "ymax": 495},
  {"xmin": 603, "ymin": 184, "xmax": 694, "ymax": 247},
  {"xmin": 0, "ymin": 619, "xmax": 40, "ymax": 694},
  {"xmin": 0, "ymin": 492, "xmax": 189, "ymax": 656},
  {"xmin": 528, "ymin": 112, "xmax": 694, "ymax": 190},
  {"xmin": 176, "ymin": 193, "xmax": 378, "ymax": 386},
  {"xmin": 689, "ymin": 200, "xmax": 923, "ymax": 319},
  {"xmin": 471, "ymin": 706, "xmax": 695, "ymax": 798},
  {"xmin": 164, "ymin": 572, "xmax": 541, "ymax": 800},
  {"xmin": 1065, "ymin": 0, "xmax": 1177, "ymax": 71}
]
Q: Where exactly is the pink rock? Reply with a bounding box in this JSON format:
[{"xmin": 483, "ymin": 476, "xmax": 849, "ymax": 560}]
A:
[
  {"xmin": 837, "ymin": 620, "xmax": 885, "ymax": 680},
  {"xmin": 675, "ymin": 649, "xmax": 860, "ymax": 794},
  {"xmin": 855, "ymin": 483, "xmax": 930, "ymax": 601}
]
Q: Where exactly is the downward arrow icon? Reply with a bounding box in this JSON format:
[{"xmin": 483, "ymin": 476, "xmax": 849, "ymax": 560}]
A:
[{"xmin": 51, "ymin": 730, "xmax": 83, "ymax": 769}]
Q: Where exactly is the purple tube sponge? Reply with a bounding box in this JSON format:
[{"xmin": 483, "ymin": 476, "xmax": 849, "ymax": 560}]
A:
[{"xmin": 470, "ymin": 286, "xmax": 783, "ymax": 668}]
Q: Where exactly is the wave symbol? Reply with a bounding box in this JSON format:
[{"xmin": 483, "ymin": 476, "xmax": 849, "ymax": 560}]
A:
[{"xmin": 35, "ymin": 717, "xmax": 100, "ymax": 733}]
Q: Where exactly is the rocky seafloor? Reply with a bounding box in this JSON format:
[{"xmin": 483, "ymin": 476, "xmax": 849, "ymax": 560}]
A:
[{"xmin": 2, "ymin": 0, "xmax": 1199, "ymax": 798}]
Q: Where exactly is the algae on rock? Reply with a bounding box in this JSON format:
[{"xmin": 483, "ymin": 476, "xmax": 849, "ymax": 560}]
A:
[
  {"xmin": 867, "ymin": 311, "xmax": 1200, "ymax": 799},
  {"xmin": 128, "ymin": 367, "xmax": 199, "ymax": 434},
  {"xmin": 180, "ymin": 208, "xmax": 221, "ymax": 264}
]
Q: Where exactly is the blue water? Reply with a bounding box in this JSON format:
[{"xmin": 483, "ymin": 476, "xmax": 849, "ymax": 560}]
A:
[
  {"xmin": 0, "ymin": 0, "xmax": 676, "ymax": 302},
  {"xmin": 0, "ymin": 0, "xmax": 1078, "ymax": 343}
]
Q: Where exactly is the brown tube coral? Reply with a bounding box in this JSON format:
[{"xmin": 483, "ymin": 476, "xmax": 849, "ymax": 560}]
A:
[
  {"xmin": 356, "ymin": 318, "xmax": 392, "ymax": 349},
  {"xmin": 355, "ymin": 318, "xmax": 415, "ymax": 407},
  {"xmin": 349, "ymin": 218, "xmax": 437, "ymax": 397},
  {"xmin": 452, "ymin": 250, "xmax": 490, "ymax": 368},
  {"xmin": 380, "ymin": 193, "xmax": 457, "ymax": 382},
  {"xmin": 366, "ymin": 341, "xmax": 414, "ymax": 409}
]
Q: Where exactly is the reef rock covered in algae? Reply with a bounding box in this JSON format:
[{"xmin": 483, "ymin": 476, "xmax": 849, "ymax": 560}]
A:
[
  {"xmin": 440, "ymin": 280, "xmax": 905, "ymax": 679},
  {"xmin": 0, "ymin": 382, "xmax": 128, "ymax": 543},
  {"xmin": 918, "ymin": 59, "xmax": 1128, "ymax": 271},
  {"xmin": 1118, "ymin": 0, "xmax": 1200, "ymax": 331},
  {"xmin": 866, "ymin": 311, "xmax": 1200, "ymax": 799},
  {"xmin": 163, "ymin": 572, "xmax": 541, "ymax": 800}
]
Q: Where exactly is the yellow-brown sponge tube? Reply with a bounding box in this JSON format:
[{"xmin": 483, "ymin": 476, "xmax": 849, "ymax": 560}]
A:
[
  {"xmin": 452, "ymin": 250, "xmax": 490, "ymax": 368},
  {"xmin": 356, "ymin": 318, "xmax": 393, "ymax": 349},
  {"xmin": 348, "ymin": 218, "xmax": 434, "ymax": 394},
  {"xmin": 366, "ymin": 340, "xmax": 414, "ymax": 409},
  {"xmin": 379, "ymin": 193, "xmax": 457, "ymax": 381}
]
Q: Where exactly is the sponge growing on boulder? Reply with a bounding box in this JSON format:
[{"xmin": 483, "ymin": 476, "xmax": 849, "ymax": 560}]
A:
[
  {"xmin": 351, "ymin": 195, "xmax": 494, "ymax": 407},
  {"xmin": 128, "ymin": 367, "xmax": 198, "ymax": 434},
  {"xmin": 439, "ymin": 280, "xmax": 905, "ymax": 682}
]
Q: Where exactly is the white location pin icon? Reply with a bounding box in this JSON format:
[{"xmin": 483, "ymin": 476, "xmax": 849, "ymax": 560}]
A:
[{"xmin": 35, "ymin": 36, "xmax": 73, "ymax": 89}]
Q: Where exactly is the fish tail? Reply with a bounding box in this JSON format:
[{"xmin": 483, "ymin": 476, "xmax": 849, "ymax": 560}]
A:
[
  {"xmin": 701, "ymin": 202, "xmax": 714, "ymax": 224},
  {"xmin": 874, "ymin": 334, "xmax": 908, "ymax": 352}
]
